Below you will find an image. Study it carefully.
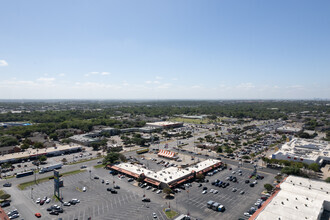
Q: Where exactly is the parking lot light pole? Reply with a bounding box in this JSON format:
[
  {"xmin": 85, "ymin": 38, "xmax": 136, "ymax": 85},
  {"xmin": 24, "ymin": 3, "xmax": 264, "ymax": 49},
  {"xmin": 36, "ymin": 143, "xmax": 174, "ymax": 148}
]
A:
[{"xmin": 89, "ymin": 170, "xmax": 91, "ymax": 179}]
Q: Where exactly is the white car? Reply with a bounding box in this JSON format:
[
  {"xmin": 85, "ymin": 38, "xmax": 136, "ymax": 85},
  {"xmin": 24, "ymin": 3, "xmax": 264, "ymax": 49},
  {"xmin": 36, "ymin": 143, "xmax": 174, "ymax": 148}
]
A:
[
  {"xmin": 253, "ymin": 180, "xmax": 258, "ymax": 184},
  {"xmin": 210, "ymin": 189, "xmax": 214, "ymax": 193},
  {"xmin": 35, "ymin": 198, "xmax": 41, "ymax": 204},
  {"xmin": 232, "ymin": 171, "xmax": 236, "ymax": 174},
  {"xmin": 82, "ymin": 187, "xmax": 86, "ymax": 192},
  {"xmin": 213, "ymin": 190, "xmax": 218, "ymax": 194},
  {"xmin": 244, "ymin": 212, "xmax": 251, "ymax": 217},
  {"xmin": 153, "ymin": 213, "xmax": 157, "ymax": 218},
  {"xmin": 46, "ymin": 198, "xmax": 51, "ymax": 203},
  {"xmin": 202, "ymin": 190, "xmax": 207, "ymax": 194},
  {"xmin": 232, "ymin": 188, "xmax": 237, "ymax": 192},
  {"xmin": 156, "ymin": 190, "xmax": 162, "ymax": 194},
  {"xmin": 105, "ymin": 180, "xmax": 109, "ymax": 185}
]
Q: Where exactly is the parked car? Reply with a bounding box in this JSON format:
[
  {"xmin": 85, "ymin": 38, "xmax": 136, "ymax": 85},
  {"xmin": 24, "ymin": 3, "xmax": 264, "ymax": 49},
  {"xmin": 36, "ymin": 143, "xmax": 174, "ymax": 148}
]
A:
[
  {"xmin": 142, "ymin": 198, "xmax": 151, "ymax": 202},
  {"xmin": 3, "ymin": 182, "xmax": 12, "ymax": 187},
  {"xmin": 82, "ymin": 187, "xmax": 86, "ymax": 192}
]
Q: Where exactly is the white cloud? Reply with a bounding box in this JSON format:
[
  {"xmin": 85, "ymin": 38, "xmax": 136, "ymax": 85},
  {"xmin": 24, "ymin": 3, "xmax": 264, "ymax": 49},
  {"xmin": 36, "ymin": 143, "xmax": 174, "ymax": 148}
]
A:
[
  {"xmin": 236, "ymin": 83, "xmax": 255, "ymax": 89},
  {"xmin": 100, "ymin": 72, "xmax": 110, "ymax": 76},
  {"xmin": 172, "ymin": 78, "xmax": 178, "ymax": 81},
  {"xmin": 155, "ymin": 76, "xmax": 163, "ymax": 80},
  {"xmin": 37, "ymin": 77, "xmax": 56, "ymax": 82},
  {"xmin": 90, "ymin": 72, "xmax": 99, "ymax": 75},
  {"xmin": 0, "ymin": 60, "xmax": 8, "ymax": 66},
  {"xmin": 145, "ymin": 80, "xmax": 160, "ymax": 84},
  {"xmin": 157, "ymin": 83, "xmax": 171, "ymax": 89},
  {"xmin": 58, "ymin": 73, "xmax": 65, "ymax": 77}
]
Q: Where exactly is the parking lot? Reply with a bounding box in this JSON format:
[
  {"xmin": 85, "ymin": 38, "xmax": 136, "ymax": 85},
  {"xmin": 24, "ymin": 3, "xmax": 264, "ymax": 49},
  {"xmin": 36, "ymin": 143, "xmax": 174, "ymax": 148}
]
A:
[
  {"xmin": 19, "ymin": 167, "xmax": 168, "ymax": 220},
  {"xmin": 173, "ymin": 165, "xmax": 275, "ymax": 220}
]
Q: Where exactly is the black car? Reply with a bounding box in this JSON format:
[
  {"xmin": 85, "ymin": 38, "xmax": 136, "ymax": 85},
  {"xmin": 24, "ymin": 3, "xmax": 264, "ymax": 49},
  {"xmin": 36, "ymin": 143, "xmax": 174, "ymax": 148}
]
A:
[
  {"xmin": 198, "ymin": 184, "xmax": 202, "ymax": 187},
  {"xmin": 107, "ymin": 188, "xmax": 113, "ymax": 191},
  {"xmin": 114, "ymin": 185, "xmax": 120, "ymax": 189},
  {"xmin": 49, "ymin": 211, "xmax": 59, "ymax": 215},
  {"xmin": 203, "ymin": 187, "xmax": 208, "ymax": 190},
  {"xmin": 3, "ymin": 182, "xmax": 12, "ymax": 187},
  {"xmin": 142, "ymin": 198, "xmax": 151, "ymax": 202},
  {"xmin": 70, "ymin": 200, "xmax": 78, "ymax": 205},
  {"xmin": 245, "ymin": 180, "xmax": 250, "ymax": 184},
  {"xmin": 110, "ymin": 190, "xmax": 118, "ymax": 194},
  {"xmin": 250, "ymin": 183, "xmax": 255, "ymax": 187},
  {"xmin": 0, "ymin": 201, "xmax": 10, "ymax": 207},
  {"xmin": 47, "ymin": 207, "xmax": 53, "ymax": 212},
  {"xmin": 94, "ymin": 176, "xmax": 100, "ymax": 179}
]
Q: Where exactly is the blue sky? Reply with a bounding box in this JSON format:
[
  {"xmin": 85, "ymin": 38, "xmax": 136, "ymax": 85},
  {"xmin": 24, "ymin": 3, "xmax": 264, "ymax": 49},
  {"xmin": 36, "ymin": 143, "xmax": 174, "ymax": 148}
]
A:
[{"xmin": 0, "ymin": 0, "xmax": 329, "ymax": 99}]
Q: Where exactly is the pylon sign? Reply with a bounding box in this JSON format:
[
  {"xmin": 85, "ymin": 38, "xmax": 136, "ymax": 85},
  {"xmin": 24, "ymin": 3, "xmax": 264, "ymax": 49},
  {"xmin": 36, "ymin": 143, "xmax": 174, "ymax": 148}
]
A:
[{"xmin": 54, "ymin": 170, "xmax": 60, "ymax": 200}]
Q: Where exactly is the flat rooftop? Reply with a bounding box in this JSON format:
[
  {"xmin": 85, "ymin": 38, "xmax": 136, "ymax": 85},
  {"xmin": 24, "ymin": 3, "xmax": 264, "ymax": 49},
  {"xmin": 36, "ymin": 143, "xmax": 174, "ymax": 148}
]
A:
[
  {"xmin": 274, "ymin": 138, "xmax": 330, "ymax": 161},
  {"xmin": 0, "ymin": 144, "xmax": 82, "ymax": 162},
  {"xmin": 146, "ymin": 121, "xmax": 183, "ymax": 127},
  {"xmin": 254, "ymin": 176, "xmax": 330, "ymax": 220},
  {"xmin": 115, "ymin": 159, "xmax": 220, "ymax": 184}
]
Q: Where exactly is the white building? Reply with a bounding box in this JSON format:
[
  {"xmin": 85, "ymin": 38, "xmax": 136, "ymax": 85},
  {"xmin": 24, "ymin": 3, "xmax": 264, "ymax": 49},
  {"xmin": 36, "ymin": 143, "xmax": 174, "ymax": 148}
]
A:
[
  {"xmin": 252, "ymin": 175, "xmax": 330, "ymax": 220},
  {"xmin": 272, "ymin": 138, "xmax": 330, "ymax": 165}
]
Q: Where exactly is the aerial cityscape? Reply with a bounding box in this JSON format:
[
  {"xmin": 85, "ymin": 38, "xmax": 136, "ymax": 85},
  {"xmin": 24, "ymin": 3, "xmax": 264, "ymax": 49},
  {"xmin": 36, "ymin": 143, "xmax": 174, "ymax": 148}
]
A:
[{"xmin": 0, "ymin": 1, "xmax": 329, "ymax": 220}]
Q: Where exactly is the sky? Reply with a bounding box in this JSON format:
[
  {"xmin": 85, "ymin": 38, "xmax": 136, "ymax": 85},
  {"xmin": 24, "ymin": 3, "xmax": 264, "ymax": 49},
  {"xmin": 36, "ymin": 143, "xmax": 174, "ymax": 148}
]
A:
[{"xmin": 0, "ymin": 0, "xmax": 329, "ymax": 100}]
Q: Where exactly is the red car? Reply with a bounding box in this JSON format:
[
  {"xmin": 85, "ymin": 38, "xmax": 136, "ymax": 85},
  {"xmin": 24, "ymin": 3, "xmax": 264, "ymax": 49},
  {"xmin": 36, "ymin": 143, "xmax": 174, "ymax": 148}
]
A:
[{"xmin": 35, "ymin": 213, "xmax": 41, "ymax": 218}]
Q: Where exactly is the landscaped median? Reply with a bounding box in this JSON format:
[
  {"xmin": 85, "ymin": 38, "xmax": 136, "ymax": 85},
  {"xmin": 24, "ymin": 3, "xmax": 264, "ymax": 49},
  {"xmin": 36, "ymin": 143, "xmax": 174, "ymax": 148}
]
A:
[
  {"xmin": 93, "ymin": 164, "xmax": 105, "ymax": 169},
  {"xmin": 163, "ymin": 208, "xmax": 178, "ymax": 219},
  {"xmin": 18, "ymin": 169, "xmax": 86, "ymax": 190},
  {"xmin": 67, "ymin": 156, "xmax": 104, "ymax": 165}
]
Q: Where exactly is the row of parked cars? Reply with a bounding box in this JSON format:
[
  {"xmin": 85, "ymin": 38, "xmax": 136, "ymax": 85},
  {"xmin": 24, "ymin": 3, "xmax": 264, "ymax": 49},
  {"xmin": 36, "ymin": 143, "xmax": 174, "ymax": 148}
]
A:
[
  {"xmin": 35, "ymin": 196, "xmax": 51, "ymax": 205},
  {"xmin": 243, "ymin": 194, "xmax": 270, "ymax": 217},
  {"xmin": 7, "ymin": 209, "xmax": 19, "ymax": 219},
  {"xmin": 207, "ymin": 200, "xmax": 226, "ymax": 212}
]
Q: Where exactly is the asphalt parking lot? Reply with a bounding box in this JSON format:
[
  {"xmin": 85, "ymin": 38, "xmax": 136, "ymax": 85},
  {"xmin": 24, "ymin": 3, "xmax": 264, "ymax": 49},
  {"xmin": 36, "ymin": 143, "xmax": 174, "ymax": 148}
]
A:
[
  {"xmin": 173, "ymin": 165, "xmax": 275, "ymax": 220},
  {"xmin": 21, "ymin": 167, "xmax": 168, "ymax": 220}
]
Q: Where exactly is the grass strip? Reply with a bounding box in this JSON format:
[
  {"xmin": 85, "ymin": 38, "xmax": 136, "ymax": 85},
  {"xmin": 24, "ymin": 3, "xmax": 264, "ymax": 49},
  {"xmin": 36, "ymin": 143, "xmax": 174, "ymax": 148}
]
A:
[
  {"xmin": 93, "ymin": 164, "xmax": 105, "ymax": 169},
  {"xmin": 18, "ymin": 169, "xmax": 86, "ymax": 190},
  {"xmin": 68, "ymin": 156, "xmax": 103, "ymax": 165},
  {"xmin": 163, "ymin": 208, "xmax": 178, "ymax": 219}
]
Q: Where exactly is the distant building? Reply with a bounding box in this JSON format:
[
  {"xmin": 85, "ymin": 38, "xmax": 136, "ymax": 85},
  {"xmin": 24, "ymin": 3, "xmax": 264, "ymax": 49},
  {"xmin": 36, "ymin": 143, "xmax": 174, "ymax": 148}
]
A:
[
  {"xmin": 0, "ymin": 145, "xmax": 21, "ymax": 156},
  {"xmin": 272, "ymin": 138, "xmax": 330, "ymax": 165},
  {"xmin": 146, "ymin": 121, "xmax": 184, "ymax": 129},
  {"xmin": 276, "ymin": 126, "xmax": 303, "ymax": 134},
  {"xmin": 251, "ymin": 175, "xmax": 330, "ymax": 220}
]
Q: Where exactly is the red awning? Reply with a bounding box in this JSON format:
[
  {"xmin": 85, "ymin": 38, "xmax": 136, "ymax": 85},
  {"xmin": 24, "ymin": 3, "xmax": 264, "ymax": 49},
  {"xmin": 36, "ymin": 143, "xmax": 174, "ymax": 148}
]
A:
[
  {"xmin": 144, "ymin": 178, "xmax": 161, "ymax": 186},
  {"xmin": 158, "ymin": 150, "xmax": 175, "ymax": 158}
]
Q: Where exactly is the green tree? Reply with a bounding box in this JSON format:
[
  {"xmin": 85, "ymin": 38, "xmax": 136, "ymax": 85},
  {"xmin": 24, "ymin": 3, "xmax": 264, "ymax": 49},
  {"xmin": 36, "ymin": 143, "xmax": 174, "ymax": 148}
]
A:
[
  {"xmin": 264, "ymin": 184, "xmax": 274, "ymax": 192},
  {"xmin": 325, "ymin": 177, "xmax": 330, "ymax": 183},
  {"xmin": 163, "ymin": 187, "xmax": 173, "ymax": 196},
  {"xmin": 33, "ymin": 142, "xmax": 44, "ymax": 149},
  {"xmin": 38, "ymin": 155, "xmax": 47, "ymax": 162},
  {"xmin": 0, "ymin": 194, "xmax": 11, "ymax": 200},
  {"xmin": 20, "ymin": 143, "xmax": 30, "ymax": 150},
  {"xmin": 308, "ymin": 163, "xmax": 320, "ymax": 172},
  {"xmin": 216, "ymin": 146, "xmax": 223, "ymax": 153}
]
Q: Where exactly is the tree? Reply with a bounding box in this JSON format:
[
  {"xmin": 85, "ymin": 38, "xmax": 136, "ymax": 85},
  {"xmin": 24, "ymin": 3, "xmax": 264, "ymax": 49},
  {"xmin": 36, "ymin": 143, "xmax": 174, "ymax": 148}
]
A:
[
  {"xmin": 325, "ymin": 177, "xmax": 330, "ymax": 183},
  {"xmin": 308, "ymin": 163, "xmax": 320, "ymax": 172},
  {"xmin": 61, "ymin": 158, "xmax": 67, "ymax": 163},
  {"xmin": 216, "ymin": 146, "xmax": 222, "ymax": 153},
  {"xmin": 21, "ymin": 143, "xmax": 30, "ymax": 150},
  {"xmin": 196, "ymin": 173, "xmax": 205, "ymax": 182},
  {"xmin": 33, "ymin": 142, "xmax": 44, "ymax": 149},
  {"xmin": 163, "ymin": 187, "xmax": 172, "ymax": 195},
  {"xmin": 0, "ymin": 194, "xmax": 11, "ymax": 200},
  {"xmin": 264, "ymin": 184, "xmax": 274, "ymax": 192},
  {"xmin": 38, "ymin": 155, "xmax": 47, "ymax": 162}
]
